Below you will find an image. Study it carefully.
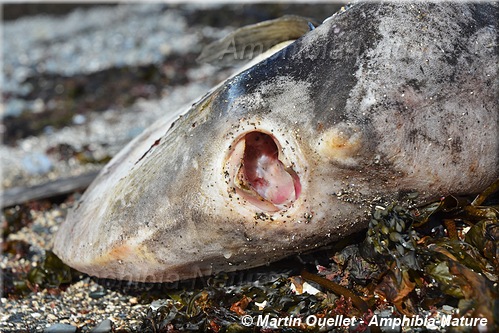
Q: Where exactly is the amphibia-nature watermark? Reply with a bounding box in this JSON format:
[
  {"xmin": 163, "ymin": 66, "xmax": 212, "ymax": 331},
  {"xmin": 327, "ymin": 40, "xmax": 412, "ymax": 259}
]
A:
[
  {"xmin": 215, "ymin": 37, "xmax": 343, "ymax": 63},
  {"xmin": 240, "ymin": 313, "xmax": 488, "ymax": 330}
]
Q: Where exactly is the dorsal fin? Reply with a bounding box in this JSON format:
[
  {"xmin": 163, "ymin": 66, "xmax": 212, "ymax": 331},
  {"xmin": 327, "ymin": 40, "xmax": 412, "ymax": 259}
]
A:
[{"xmin": 197, "ymin": 15, "xmax": 318, "ymax": 66}]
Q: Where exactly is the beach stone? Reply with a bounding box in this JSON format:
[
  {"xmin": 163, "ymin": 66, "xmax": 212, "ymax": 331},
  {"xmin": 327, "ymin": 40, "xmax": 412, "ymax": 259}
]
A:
[
  {"xmin": 44, "ymin": 323, "xmax": 77, "ymax": 333},
  {"xmin": 22, "ymin": 153, "xmax": 53, "ymax": 175},
  {"xmin": 89, "ymin": 290, "xmax": 107, "ymax": 299},
  {"xmin": 91, "ymin": 319, "xmax": 113, "ymax": 333}
]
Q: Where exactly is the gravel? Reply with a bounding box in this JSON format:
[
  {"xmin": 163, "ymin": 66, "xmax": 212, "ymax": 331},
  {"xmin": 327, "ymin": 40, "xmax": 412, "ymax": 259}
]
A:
[
  {"xmin": 2, "ymin": 4, "xmax": 210, "ymax": 97},
  {"xmin": 1, "ymin": 3, "xmax": 235, "ymax": 331},
  {"xmin": 1, "ymin": 201, "xmax": 149, "ymax": 331},
  {"xmin": 1, "ymin": 3, "xmax": 234, "ymax": 189}
]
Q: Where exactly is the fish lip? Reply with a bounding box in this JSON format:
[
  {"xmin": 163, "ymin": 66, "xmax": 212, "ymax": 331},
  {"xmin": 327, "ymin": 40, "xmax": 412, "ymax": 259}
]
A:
[{"xmin": 223, "ymin": 129, "xmax": 302, "ymax": 213}]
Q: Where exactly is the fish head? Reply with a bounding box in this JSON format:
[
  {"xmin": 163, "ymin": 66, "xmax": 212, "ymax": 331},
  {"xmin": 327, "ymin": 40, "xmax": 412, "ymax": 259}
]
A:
[
  {"xmin": 53, "ymin": 21, "xmax": 377, "ymax": 283},
  {"xmin": 53, "ymin": 3, "xmax": 499, "ymax": 282},
  {"xmin": 53, "ymin": 81, "xmax": 374, "ymax": 282}
]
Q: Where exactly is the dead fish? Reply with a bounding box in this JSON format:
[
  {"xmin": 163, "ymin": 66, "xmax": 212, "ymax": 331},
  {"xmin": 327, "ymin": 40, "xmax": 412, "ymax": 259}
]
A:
[{"xmin": 53, "ymin": 2, "xmax": 498, "ymax": 282}]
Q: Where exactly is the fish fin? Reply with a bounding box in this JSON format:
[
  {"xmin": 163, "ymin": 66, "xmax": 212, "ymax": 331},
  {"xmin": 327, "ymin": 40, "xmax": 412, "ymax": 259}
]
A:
[{"xmin": 197, "ymin": 15, "xmax": 319, "ymax": 67}]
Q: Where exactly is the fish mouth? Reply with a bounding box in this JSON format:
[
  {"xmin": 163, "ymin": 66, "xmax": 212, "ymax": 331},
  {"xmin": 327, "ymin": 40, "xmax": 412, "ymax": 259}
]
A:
[{"xmin": 224, "ymin": 130, "xmax": 302, "ymax": 212}]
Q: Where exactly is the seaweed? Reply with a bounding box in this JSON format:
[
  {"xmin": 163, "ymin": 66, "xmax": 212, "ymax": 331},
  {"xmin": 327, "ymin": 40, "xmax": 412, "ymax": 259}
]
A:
[
  {"xmin": 358, "ymin": 179, "xmax": 499, "ymax": 330},
  {"xmin": 84, "ymin": 181, "xmax": 498, "ymax": 332},
  {"xmin": 6, "ymin": 250, "xmax": 84, "ymax": 297},
  {"xmin": 2, "ymin": 204, "xmax": 36, "ymax": 238},
  {"xmin": 3, "ymin": 181, "xmax": 497, "ymax": 332}
]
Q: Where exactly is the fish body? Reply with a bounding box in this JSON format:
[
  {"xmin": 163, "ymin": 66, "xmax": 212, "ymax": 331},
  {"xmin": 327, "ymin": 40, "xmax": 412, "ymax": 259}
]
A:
[{"xmin": 54, "ymin": 2, "xmax": 498, "ymax": 282}]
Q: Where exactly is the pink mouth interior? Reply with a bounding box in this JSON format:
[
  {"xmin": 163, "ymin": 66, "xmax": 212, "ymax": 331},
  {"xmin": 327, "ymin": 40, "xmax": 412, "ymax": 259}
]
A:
[{"xmin": 230, "ymin": 131, "xmax": 301, "ymax": 212}]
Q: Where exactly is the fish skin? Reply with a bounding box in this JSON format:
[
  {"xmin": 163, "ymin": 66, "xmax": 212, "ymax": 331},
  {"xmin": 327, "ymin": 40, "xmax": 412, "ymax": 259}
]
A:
[{"xmin": 53, "ymin": 2, "xmax": 498, "ymax": 282}]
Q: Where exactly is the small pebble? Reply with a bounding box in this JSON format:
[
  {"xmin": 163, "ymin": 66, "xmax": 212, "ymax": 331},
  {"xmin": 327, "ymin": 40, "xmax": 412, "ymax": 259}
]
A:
[
  {"xmin": 31, "ymin": 312, "xmax": 42, "ymax": 319},
  {"xmin": 442, "ymin": 305, "xmax": 455, "ymax": 312},
  {"xmin": 22, "ymin": 153, "xmax": 53, "ymax": 175},
  {"xmin": 72, "ymin": 114, "xmax": 87, "ymax": 125},
  {"xmin": 44, "ymin": 323, "xmax": 77, "ymax": 333},
  {"xmin": 91, "ymin": 319, "xmax": 113, "ymax": 333},
  {"xmin": 150, "ymin": 299, "xmax": 169, "ymax": 311},
  {"xmin": 89, "ymin": 290, "xmax": 107, "ymax": 299}
]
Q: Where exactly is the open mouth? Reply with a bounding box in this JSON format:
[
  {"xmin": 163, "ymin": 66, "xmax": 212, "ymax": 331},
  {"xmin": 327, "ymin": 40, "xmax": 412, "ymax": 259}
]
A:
[{"xmin": 225, "ymin": 131, "xmax": 301, "ymax": 212}]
